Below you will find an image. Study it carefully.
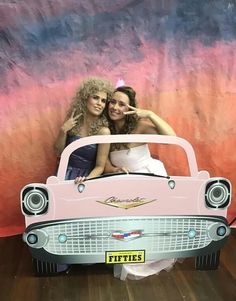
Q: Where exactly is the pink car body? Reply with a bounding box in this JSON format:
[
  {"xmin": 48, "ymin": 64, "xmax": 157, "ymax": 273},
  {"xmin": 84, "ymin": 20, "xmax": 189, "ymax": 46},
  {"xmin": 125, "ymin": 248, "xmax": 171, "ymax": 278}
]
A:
[{"xmin": 21, "ymin": 135, "xmax": 232, "ymax": 275}]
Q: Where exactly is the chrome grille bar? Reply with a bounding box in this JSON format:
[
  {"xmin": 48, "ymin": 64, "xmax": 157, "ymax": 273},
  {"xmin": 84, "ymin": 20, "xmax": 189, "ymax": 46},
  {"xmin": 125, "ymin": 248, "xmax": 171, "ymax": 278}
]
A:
[{"xmin": 38, "ymin": 217, "xmax": 222, "ymax": 255}]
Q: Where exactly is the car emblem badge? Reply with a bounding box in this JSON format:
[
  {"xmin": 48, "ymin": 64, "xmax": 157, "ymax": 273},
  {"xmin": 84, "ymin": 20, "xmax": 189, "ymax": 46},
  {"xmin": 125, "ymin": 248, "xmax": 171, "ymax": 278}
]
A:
[
  {"xmin": 97, "ymin": 196, "xmax": 156, "ymax": 209},
  {"xmin": 111, "ymin": 230, "xmax": 143, "ymax": 241}
]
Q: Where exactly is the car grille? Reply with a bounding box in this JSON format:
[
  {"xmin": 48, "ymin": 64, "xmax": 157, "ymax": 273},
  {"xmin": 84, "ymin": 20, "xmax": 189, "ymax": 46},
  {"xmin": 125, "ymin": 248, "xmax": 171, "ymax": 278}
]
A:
[{"xmin": 40, "ymin": 216, "xmax": 222, "ymax": 255}]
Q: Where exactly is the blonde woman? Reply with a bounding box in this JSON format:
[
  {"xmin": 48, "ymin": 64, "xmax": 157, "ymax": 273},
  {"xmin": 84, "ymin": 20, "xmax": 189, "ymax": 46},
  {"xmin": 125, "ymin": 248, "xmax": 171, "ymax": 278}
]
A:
[{"xmin": 55, "ymin": 77, "xmax": 114, "ymax": 182}]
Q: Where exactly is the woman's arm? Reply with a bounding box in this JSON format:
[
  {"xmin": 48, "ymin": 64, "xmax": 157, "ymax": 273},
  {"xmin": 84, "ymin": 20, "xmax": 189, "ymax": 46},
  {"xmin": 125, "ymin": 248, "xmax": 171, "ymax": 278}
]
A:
[
  {"xmin": 86, "ymin": 127, "xmax": 111, "ymax": 179},
  {"xmin": 104, "ymin": 156, "xmax": 130, "ymax": 174},
  {"xmin": 141, "ymin": 111, "xmax": 176, "ymax": 136},
  {"xmin": 54, "ymin": 128, "xmax": 68, "ymax": 157},
  {"xmin": 54, "ymin": 109, "xmax": 82, "ymax": 156},
  {"xmin": 104, "ymin": 157, "xmax": 122, "ymax": 173},
  {"xmin": 124, "ymin": 105, "xmax": 176, "ymax": 136}
]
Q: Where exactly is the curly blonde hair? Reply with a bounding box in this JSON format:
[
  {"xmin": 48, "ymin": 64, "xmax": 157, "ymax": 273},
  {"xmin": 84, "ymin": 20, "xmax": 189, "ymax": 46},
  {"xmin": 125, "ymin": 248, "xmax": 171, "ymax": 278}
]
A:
[{"xmin": 68, "ymin": 77, "xmax": 114, "ymax": 136}]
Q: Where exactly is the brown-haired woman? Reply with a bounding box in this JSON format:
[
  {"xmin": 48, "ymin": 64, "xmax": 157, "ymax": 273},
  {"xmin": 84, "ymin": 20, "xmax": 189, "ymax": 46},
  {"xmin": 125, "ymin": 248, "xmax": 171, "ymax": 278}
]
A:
[
  {"xmin": 105, "ymin": 85, "xmax": 177, "ymax": 280},
  {"xmin": 105, "ymin": 85, "xmax": 176, "ymax": 175}
]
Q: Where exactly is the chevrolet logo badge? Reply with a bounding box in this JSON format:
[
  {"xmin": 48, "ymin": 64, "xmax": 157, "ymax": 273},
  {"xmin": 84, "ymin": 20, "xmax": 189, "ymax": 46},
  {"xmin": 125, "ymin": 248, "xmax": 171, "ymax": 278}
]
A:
[{"xmin": 97, "ymin": 196, "xmax": 156, "ymax": 209}]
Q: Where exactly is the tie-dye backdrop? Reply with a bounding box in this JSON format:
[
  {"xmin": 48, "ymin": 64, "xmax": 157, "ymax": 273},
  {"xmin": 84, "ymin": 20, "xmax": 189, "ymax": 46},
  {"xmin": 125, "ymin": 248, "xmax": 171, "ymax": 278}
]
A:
[{"xmin": 0, "ymin": 0, "xmax": 236, "ymax": 236}]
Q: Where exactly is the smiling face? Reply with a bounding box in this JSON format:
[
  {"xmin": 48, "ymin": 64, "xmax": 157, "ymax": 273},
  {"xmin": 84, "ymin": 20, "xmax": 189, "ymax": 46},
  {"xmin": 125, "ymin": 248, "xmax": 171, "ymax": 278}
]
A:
[
  {"xmin": 86, "ymin": 91, "xmax": 107, "ymax": 117},
  {"xmin": 108, "ymin": 91, "xmax": 130, "ymax": 121}
]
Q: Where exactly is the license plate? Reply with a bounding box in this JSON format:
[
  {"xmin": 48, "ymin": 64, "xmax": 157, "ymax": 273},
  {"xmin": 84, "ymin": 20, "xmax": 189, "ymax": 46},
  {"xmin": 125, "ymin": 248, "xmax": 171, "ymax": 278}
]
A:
[{"xmin": 105, "ymin": 250, "xmax": 145, "ymax": 264}]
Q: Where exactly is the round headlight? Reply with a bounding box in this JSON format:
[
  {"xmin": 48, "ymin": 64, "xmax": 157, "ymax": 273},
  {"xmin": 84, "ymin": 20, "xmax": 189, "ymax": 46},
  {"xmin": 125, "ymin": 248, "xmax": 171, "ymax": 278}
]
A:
[
  {"xmin": 206, "ymin": 182, "xmax": 228, "ymax": 207},
  {"xmin": 25, "ymin": 230, "xmax": 49, "ymax": 248},
  {"xmin": 216, "ymin": 226, "xmax": 227, "ymax": 237},
  {"xmin": 207, "ymin": 222, "xmax": 230, "ymax": 241},
  {"xmin": 27, "ymin": 233, "xmax": 38, "ymax": 244},
  {"xmin": 24, "ymin": 190, "xmax": 47, "ymax": 214}
]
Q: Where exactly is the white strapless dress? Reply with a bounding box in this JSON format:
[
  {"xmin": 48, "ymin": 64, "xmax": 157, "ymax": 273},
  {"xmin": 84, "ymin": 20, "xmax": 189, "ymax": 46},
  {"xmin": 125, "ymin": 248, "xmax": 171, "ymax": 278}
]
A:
[
  {"xmin": 110, "ymin": 144, "xmax": 176, "ymax": 280},
  {"xmin": 110, "ymin": 144, "xmax": 167, "ymax": 176}
]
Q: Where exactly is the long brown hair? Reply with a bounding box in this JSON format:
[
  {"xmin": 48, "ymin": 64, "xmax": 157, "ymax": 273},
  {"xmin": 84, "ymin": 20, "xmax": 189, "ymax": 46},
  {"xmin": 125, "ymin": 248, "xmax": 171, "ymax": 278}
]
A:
[
  {"xmin": 107, "ymin": 86, "xmax": 138, "ymax": 135},
  {"xmin": 107, "ymin": 86, "xmax": 139, "ymax": 150}
]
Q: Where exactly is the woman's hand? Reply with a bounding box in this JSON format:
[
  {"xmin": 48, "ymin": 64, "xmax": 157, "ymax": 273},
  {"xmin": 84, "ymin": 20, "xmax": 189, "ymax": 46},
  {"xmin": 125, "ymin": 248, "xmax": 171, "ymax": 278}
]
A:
[
  {"xmin": 124, "ymin": 104, "xmax": 176, "ymax": 136},
  {"xmin": 74, "ymin": 176, "xmax": 87, "ymax": 184},
  {"xmin": 54, "ymin": 109, "xmax": 82, "ymax": 156},
  {"xmin": 61, "ymin": 109, "xmax": 82, "ymax": 133},
  {"xmin": 124, "ymin": 104, "xmax": 152, "ymax": 119}
]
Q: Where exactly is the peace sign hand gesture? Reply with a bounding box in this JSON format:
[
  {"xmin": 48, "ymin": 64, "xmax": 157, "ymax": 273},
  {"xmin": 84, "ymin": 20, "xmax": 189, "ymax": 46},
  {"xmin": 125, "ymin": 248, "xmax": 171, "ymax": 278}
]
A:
[
  {"xmin": 123, "ymin": 104, "xmax": 152, "ymax": 119},
  {"xmin": 123, "ymin": 104, "xmax": 176, "ymax": 136},
  {"xmin": 61, "ymin": 109, "xmax": 82, "ymax": 133}
]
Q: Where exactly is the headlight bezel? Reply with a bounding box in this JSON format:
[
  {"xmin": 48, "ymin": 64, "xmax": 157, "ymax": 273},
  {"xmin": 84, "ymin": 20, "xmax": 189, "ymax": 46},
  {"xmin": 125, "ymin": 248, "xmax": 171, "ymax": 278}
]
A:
[
  {"xmin": 205, "ymin": 179, "xmax": 231, "ymax": 209},
  {"xmin": 21, "ymin": 186, "xmax": 49, "ymax": 216}
]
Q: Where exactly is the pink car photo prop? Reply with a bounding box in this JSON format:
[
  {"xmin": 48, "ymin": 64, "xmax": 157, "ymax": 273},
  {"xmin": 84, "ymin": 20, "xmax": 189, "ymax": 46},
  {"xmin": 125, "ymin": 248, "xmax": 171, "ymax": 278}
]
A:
[{"xmin": 21, "ymin": 135, "xmax": 232, "ymax": 276}]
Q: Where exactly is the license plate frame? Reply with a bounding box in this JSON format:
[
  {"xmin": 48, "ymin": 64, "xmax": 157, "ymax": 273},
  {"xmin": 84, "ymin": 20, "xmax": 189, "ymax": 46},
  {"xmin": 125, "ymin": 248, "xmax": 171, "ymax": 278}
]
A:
[{"xmin": 105, "ymin": 250, "xmax": 145, "ymax": 264}]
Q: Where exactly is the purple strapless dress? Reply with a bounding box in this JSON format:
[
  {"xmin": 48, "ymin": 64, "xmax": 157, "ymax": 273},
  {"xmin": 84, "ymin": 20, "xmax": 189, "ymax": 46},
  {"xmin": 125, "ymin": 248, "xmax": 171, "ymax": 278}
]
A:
[{"xmin": 65, "ymin": 135, "xmax": 98, "ymax": 180}]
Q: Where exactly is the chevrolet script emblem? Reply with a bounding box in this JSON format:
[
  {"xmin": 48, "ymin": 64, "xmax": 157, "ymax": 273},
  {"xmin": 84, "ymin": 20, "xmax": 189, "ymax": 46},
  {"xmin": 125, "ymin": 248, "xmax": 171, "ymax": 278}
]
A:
[
  {"xmin": 111, "ymin": 230, "xmax": 143, "ymax": 241},
  {"xmin": 97, "ymin": 196, "xmax": 156, "ymax": 209}
]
